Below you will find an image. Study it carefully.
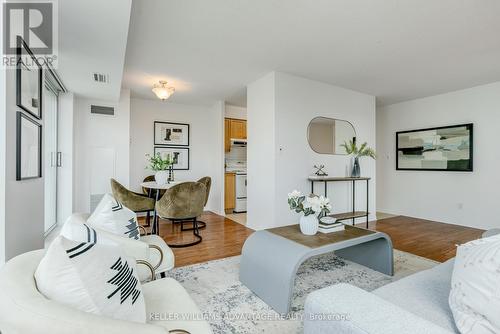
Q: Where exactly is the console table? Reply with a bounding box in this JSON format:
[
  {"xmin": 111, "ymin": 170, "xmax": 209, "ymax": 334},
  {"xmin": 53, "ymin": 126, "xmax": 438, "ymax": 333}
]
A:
[{"xmin": 309, "ymin": 176, "xmax": 370, "ymax": 228}]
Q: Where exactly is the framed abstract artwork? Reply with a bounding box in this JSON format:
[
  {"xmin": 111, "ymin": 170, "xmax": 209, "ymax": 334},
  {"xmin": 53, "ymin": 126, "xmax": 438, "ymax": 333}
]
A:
[
  {"xmin": 396, "ymin": 123, "xmax": 473, "ymax": 171},
  {"xmin": 17, "ymin": 112, "xmax": 42, "ymax": 180},
  {"xmin": 154, "ymin": 146, "xmax": 190, "ymax": 170},
  {"xmin": 16, "ymin": 36, "xmax": 43, "ymax": 120},
  {"xmin": 154, "ymin": 121, "xmax": 189, "ymax": 146}
]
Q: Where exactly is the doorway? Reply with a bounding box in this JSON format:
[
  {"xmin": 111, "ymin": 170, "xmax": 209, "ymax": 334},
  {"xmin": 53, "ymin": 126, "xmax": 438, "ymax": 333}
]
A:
[
  {"xmin": 223, "ymin": 104, "xmax": 247, "ymax": 226},
  {"xmin": 43, "ymin": 80, "xmax": 59, "ymax": 234}
]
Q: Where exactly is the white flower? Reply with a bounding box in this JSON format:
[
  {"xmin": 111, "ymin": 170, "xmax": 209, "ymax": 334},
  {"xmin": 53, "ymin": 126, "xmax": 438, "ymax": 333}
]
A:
[
  {"xmin": 318, "ymin": 195, "xmax": 329, "ymax": 205},
  {"xmin": 312, "ymin": 205, "xmax": 322, "ymax": 213},
  {"xmin": 304, "ymin": 196, "xmax": 320, "ymax": 213},
  {"xmin": 306, "ymin": 195, "xmax": 332, "ymax": 214},
  {"xmin": 302, "ymin": 199, "xmax": 312, "ymax": 209},
  {"xmin": 287, "ymin": 190, "xmax": 302, "ymax": 200}
]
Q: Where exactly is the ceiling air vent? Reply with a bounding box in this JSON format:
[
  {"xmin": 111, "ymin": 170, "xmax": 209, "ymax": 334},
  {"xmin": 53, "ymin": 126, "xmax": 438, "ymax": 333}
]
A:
[
  {"xmin": 91, "ymin": 105, "xmax": 114, "ymax": 116},
  {"xmin": 92, "ymin": 72, "xmax": 109, "ymax": 84}
]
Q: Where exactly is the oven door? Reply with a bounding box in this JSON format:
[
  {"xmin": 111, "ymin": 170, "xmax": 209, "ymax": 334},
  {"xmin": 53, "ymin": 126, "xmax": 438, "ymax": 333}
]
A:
[{"xmin": 235, "ymin": 174, "xmax": 247, "ymax": 199}]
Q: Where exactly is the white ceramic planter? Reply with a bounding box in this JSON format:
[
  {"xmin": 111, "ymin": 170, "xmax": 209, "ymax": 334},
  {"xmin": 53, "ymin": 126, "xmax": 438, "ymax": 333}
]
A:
[
  {"xmin": 300, "ymin": 214, "xmax": 319, "ymax": 235},
  {"xmin": 155, "ymin": 170, "xmax": 168, "ymax": 185}
]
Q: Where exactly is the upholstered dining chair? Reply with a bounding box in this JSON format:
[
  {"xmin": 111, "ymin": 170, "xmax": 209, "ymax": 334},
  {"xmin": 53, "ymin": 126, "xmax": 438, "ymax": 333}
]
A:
[
  {"xmin": 155, "ymin": 182, "xmax": 207, "ymax": 247},
  {"xmin": 198, "ymin": 177, "xmax": 212, "ymax": 206},
  {"xmin": 110, "ymin": 178, "xmax": 155, "ymax": 227},
  {"xmin": 190, "ymin": 176, "xmax": 212, "ymax": 230}
]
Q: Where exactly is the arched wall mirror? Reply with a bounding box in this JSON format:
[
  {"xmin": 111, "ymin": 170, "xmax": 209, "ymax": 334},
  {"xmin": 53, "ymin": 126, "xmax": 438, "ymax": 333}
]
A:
[{"xmin": 307, "ymin": 117, "xmax": 356, "ymax": 155}]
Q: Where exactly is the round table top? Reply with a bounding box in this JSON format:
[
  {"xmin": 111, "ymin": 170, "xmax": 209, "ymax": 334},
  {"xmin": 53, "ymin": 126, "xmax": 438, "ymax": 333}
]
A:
[{"xmin": 140, "ymin": 180, "xmax": 182, "ymax": 190}]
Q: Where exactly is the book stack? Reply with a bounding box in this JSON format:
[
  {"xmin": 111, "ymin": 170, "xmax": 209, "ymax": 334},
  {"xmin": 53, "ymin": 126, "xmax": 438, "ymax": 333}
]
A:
[{"xmin": 318, "ymin": 217, "xmax": 345, "ymax": 234}]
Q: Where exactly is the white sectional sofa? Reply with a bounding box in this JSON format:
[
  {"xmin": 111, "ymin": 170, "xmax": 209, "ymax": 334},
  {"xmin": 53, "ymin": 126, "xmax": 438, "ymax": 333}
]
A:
[
  {"xmin": 304, "ymin": 230, "xmax": 500, "ymax": 334},
  {"xmin": 304, "ymin": 259, "xmax": 457, "ymax": 334},
  {"xmin": 0, "ymin": 250, "xmax": 212, "ymax": 334}
]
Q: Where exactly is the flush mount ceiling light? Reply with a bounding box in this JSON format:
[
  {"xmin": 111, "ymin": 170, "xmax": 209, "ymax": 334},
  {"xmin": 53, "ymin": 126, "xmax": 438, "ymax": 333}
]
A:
[{"xmin": 152, "ymin": 80, "xmax": 175, "ymax": 100}]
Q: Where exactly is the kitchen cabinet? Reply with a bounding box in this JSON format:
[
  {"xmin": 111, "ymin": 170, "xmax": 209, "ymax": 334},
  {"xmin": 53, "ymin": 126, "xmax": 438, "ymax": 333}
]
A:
[
  {"xmin": 229, "ymin": 119, "xmax": 246, "ymax": 139},
  {"xmin": 224, "ymin": 119, "xmax": 231, "ymax": 152},
  {"xmin": 225, "ymin": 172, "xmax": 236, "ymax": 211},
  {"xmin": 224, "ymin": 118, "xmax": 247, "ymax": 153}
]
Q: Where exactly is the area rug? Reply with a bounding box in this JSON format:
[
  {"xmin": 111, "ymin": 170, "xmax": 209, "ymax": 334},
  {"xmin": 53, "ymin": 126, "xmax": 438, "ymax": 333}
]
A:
[{"xmin": 166, "ymin": 250, "xmax": 438, "ymax": 333}]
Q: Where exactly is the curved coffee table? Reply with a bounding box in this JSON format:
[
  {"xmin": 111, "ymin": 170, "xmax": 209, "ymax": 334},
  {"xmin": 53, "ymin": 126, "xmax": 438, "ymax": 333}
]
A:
[{"xmin": 239, "ymin": 224, "xmax": 393, "ymax": 314}]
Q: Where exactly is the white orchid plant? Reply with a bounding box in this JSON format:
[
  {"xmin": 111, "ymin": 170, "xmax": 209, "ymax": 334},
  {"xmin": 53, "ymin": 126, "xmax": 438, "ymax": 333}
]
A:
[{"xmin": 288, "ymin": 190, "xmax": 332, "ymax": 219}]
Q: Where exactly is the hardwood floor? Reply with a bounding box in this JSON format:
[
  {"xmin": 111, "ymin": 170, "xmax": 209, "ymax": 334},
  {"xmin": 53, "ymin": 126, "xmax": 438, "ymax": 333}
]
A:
[
  {"xmin": 359, "ymin": 216, "xmax": 484, "ymax": 262},
  {"xmin": 140, "ymin": 212, "xmax": 253, "ymax": 267},
  {"xmin": 140, "ymin": 212, "xmax": 484, "ymax": 267}
]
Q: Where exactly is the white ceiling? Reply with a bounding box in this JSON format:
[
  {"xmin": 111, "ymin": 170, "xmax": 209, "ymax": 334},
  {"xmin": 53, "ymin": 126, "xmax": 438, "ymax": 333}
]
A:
[
  {"xmin": 121, "ymin": 0, "xmax": 500, "ymax": 106},
  {"xmin": 57, "ymin": 0, "xmax": 131, "ymax": 101}
]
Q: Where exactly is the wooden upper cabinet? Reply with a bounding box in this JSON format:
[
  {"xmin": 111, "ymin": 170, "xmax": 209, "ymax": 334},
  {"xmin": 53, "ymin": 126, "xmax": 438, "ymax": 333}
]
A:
[
  {"xmin": 224, "ymin": 118, "xmax": 247, "ymax": 152},
  {"xmin": 241, "ymin": 121, "xmax": 247, "ymax": 139},
  {"xmin": 224, "ymin": 119, "xmax": 231, "ymax": 152},
  {"xmin": 229, "ymin": 119, "xmax": 247, "ymax": 139}
]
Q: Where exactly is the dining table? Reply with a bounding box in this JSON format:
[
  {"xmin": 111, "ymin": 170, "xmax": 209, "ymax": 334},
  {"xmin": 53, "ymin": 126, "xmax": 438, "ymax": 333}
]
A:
[{"xmin": 140, "ymin": 180, "xmax": 182, "ymax": 235}]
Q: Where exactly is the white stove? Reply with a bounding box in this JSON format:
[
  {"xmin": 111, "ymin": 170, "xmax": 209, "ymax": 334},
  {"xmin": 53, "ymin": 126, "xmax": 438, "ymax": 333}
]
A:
[
  {"xmin": 226, "ymin": 169, "xmax": 247, "ymax": 175},
  {"xmin": 226, "ymin": 161, "xmax": 247, "ymax": 212}
]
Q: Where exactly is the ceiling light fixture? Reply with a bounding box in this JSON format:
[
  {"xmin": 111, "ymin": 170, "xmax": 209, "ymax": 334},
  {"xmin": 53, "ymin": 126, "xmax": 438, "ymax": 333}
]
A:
[{"xmin": 152, "ymin": 80, "xmax": 175, "ymax": 101}]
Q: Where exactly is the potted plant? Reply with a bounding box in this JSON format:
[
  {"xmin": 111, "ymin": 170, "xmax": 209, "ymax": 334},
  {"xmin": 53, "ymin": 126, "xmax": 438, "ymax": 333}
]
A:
[
  {"xmin": 288, "ymin": 190, "xmax": 332, "ymax": 235},
  {"xmin": 145, "ymin": 153, "xmax": 173, "ymax": 185},
  {"xmin": 341, "ymin": 140, "xmax": 376, "ymax": 177}
]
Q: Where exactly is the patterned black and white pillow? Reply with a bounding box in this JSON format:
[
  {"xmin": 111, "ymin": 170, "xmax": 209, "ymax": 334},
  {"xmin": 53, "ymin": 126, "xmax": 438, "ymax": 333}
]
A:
[
  {"xmin": 87, "ymin": 194, "xmax": 140, "ymax": 240},
  {"xmin": 60, "ymin": 217, "xmax": 105, "ymax": 245},
  {"xmin": 35, "ymin": 235, "xmax": 146, "ymax": 323}
]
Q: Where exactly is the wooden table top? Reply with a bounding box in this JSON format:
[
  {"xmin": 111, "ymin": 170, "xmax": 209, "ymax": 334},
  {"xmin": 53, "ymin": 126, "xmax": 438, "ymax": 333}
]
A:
[
  {"xmin": 140, "ymin": 180, "xmax": 182, "ymax": 190},
  {"xmin": 267, "ymin": 224, "xmax": 376, "ymax": 248},
  {"xmin": 308, "ymin": 176, "xmax": 371, "ymax": 181}
]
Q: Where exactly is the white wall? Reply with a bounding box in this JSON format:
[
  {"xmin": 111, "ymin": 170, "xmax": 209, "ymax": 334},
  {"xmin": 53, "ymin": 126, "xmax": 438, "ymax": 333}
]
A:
[
  {"xmin": 247, "ymin": 72, "xmax": 376, "ymax": 230},
  {"xmin": 212, "ymin": 101, "xmax": 226, "ymax": 214},
  {"xmin": 274, "ymin": 72, "xmax": 376, "ymax": 227},
  {"xmin": 74, "ymin": 89, "xmax": 131, "ymax": 213},
  {"xmin": 3, "ymin": 69, "xmax": 45, "ymax": 260},
  {"xmin": 247, "ymin": 72, "xmax": 276, "ymax": 230},
  {"xmin": 0, "ymin": 0, "xmax": 6, "ymax": 264},
  {"xmin": 129, "ymin": 98, "xmax": 224, "ymax": 214},
  {"xmin": 377, "ymin": 81, "xmax": 500, "ymax": 230},
  {"xmin": 225, "ymin": 104, "xmax": 247, "ymax": 120}
]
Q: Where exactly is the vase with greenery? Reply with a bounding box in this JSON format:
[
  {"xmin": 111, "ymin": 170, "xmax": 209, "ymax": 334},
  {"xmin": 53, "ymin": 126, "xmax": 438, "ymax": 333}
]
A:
[
  {"xmin": 288, "ymin": 190, "xmax": 332, "ymax": 235},
  {"xmin": 341, "ymin": 140, "xmax": 376, "ymax": 177},
  {"xmin": 145, "ymin": 153, "xmax": 173, "ymax": 185}
]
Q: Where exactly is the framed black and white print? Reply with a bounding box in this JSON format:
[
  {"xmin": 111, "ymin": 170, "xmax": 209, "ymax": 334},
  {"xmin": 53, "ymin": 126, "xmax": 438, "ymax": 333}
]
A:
[
  {"xmin": 154, "ymin": 121, "xmax": 189, "ymax": 146},
  {"xmin": 17, "ymin": 112, "xmax": 42, "ymax": 180},
  {"xmin": 396, "ymin": 123, "xmax": 473, "ymax": 172},
  {"xmin": 154, "ymin": 146, "xmax": 190, "ymax": 170},
  {"xmin": 16, "ymin": 36, "xmax": 43, "ymax": 120}
]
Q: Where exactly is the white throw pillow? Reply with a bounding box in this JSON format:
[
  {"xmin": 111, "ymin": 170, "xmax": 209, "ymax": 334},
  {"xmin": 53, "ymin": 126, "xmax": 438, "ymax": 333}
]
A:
[
  {"xmin": 35, "ymin": 235, "xmax": 146, "ymax": 323},
  {"xmin": 60, "ymin": 215, "xmax": 109, "ymax": 245},
  {"xmin": 449, "ymin": 234, "xmax": 500, "ymax": 334},
  {"xmin": 88, "ymin": 193, "xmax": 140, "ymax": 240}
]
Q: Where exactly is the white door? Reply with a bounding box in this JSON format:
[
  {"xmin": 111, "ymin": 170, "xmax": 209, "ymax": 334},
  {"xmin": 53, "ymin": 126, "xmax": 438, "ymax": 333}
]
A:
[{"xmin": 44, "ymin": 88, "xmax": 58, "ymax": 234}]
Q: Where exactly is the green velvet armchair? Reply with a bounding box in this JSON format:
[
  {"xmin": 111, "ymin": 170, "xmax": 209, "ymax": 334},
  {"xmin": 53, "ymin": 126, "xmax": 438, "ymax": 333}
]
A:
[
  {"xmin": 110, "ymin": 178, "xmax": 156, "ymax": 227},
  {"xmin": 194, "ymin": 176, "xmax": 211, "ymax": 229},
  {"xmin": 197, "ymin": 176, "xmax": 212, "ymax": 206},
  {"xmin": 155, "ymin": 182, "xmax": 207, "ymax": 247}
]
